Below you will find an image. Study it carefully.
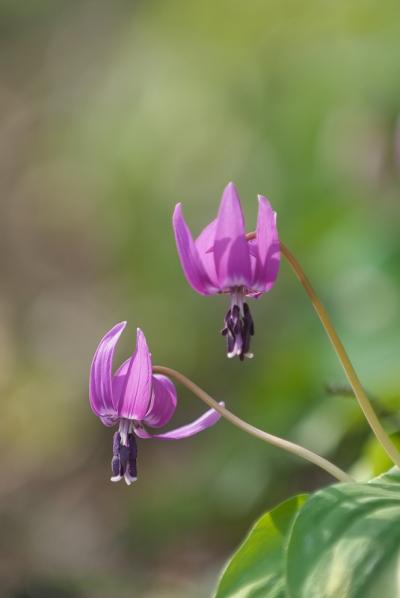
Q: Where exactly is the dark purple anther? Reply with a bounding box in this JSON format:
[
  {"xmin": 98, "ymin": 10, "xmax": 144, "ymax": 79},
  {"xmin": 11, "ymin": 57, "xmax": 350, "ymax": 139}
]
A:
[
  {"xmin": 221, "ymin": 300, "xmax": 254, "ymax": 361},
  {"xmin": 173, "ymin": 182, "xmax": 280, "ymax": 361},
  {"xmin": 241, "ymin": 303, "xmax": 254, "ymax": 359},
  {"xmin": 90, "ymin": 323, "xmax": 222, "ymax": 486},
  {"xmin": 111, "ymin": 430, "xmax": 138, "ymax": 485}
]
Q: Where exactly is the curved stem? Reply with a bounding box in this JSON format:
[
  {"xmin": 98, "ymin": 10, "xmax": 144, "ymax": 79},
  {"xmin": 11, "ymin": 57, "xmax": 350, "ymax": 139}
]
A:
[
  {"xmin": 153, "ymin": 365, "xmax": 354, "ymax": 483},
  {"xmin": 248, "ymin": 231, "xmax": 400, "ymax": 469}
]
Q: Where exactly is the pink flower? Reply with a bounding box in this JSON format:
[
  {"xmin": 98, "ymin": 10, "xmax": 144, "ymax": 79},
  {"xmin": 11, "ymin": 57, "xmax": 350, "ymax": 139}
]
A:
[
  {"xmin": 173, "ymin": 182, "xmax": 280, "ymax": 360},
  {"xmin": 89, "ymin": 322, "xmax": 222, "ymax": 485}
]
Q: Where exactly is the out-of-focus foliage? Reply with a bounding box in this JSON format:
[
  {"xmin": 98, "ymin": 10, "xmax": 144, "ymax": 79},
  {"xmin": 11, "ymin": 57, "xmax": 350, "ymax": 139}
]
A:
[{"xmin": 0, "ymin": 1, "xmax": 400, "ymax": 596}]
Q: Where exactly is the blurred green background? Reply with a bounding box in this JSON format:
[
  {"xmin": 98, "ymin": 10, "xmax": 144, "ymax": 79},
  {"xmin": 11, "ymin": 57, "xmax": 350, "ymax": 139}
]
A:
[{"xmin": 1, "ymin": 1, "xmax": 400, "ymax": 596}]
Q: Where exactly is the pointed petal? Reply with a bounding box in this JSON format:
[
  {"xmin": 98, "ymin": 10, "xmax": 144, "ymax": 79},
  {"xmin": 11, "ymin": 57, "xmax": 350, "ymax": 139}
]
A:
[
  {"xmin": 214, "ymin": 183, "xmax": 251, "ymax": 288},
  {"xmin": 135, "ymin": 402, "xmax": 224, "ymax": 440},
  {"xmin": 118, "ymin": 328, "xmax": 153, "ymax": 420},
  {"xmin": 252, "ymin": 195, "xmax": 280, "ymax": 292},
  {"xmin": 89, "ymin": 322, "xmax": 126, "ymax": 422},
  {"xmin": 195, "ymin": 218, "xmax": 219, "ymax": 287},
  {"xmin": 173, "ymin": 204, "xmax": 216, "ymax": 295},
  {"xmin": 143, "ymin": 374, "xmax": 177, "ymax": 428}
]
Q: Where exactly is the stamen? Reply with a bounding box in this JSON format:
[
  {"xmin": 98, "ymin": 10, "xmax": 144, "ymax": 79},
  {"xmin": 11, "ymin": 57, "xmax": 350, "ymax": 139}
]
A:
[
  {"xmin": 221, "ymin": 293, "xmax": 255, "ymax": 361},
  {"xmin": 127, "ymin": 433, "xmax": 138, "ymax": 483},
  {"xmin": 230, "ymin": 289, "xmax": 244, "ymax": 315},
  {"xmin": 111, "ymin": 431, "xmax": 122, "ymax": 482},
  {"xmin": 118, "ymin": 419, "xmax": 131, "ymax": 446},
  {"xmin": 124, "ymin": 472, "xmax": 137, "ymax": 486},
  {"xmin": 110, "ymin": 429, "xmax": 138, "ymax": 484},
  {"xmin": 240, "ymin": 303, "xmax": 255, "ymax": 362}
]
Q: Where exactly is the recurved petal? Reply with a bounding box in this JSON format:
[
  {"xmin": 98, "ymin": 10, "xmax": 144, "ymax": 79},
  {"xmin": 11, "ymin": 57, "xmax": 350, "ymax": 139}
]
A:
[
  {"xmin": 117, "ymin": 328, "xmax": 153, "ymax": 421},
  {"xmin": 173, "ymin": 203, "xmax": 216, "ymax": 295},
  {"xmin": 214, "ymin": 182, "xmax": 251, "ymax": 288},
  {"xmin": 89, "ymin": 321, "xmax": 126, "ymax": 421},
  {"xmin": 143, "ymin": 374, "xmax": 178, "ymax": 428},
  {"xmin": 252, "ymin": 195, "xmax": 280, "ymax": 292},
  {"xmin": 135, "ymin": 402, "xmax": 224, "ymax": 440}
]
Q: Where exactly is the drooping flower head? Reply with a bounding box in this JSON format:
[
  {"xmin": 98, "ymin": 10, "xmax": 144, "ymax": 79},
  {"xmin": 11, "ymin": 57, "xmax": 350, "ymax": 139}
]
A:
[
  {"xmin": 173, "ymin": 182, "xmax": 280, "ymax": 360},
  {"xmin": 89, "ymin": 322, "xmax": 222, "ymax": 485}
]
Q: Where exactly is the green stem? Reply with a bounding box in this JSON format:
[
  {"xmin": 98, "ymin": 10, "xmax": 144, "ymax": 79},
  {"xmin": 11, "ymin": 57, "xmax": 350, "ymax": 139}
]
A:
[
  {"xmin": 248, "ymin": 232, "xmax": 400, "ymax": 469},
  {"xmin": 153, "ymin": 365, "xmax": 354, "ymax": 483}
]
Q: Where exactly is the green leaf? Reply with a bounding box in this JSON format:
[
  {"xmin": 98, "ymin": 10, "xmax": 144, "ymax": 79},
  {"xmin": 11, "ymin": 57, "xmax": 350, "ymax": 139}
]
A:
[
  {"xmin": 286, "ymin": 467, "xmax": 400, "ymax": 598},
  {"xmin": 369, "ymin": 465, "xmax": 400, "ymax": 486},
  {"xmin": 215, "ymin": 494, "xmax": 308, "ymax": 598}
]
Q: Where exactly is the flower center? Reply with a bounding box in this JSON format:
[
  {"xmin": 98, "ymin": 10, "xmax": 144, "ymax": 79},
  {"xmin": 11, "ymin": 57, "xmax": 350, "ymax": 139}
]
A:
[
  {"xmin": 111, "ymin": 420, "xmax": 138, "ymax": 485},
  {"xmin": 221, "ymin": 288, "xmax": 255, "ymax": 361}
]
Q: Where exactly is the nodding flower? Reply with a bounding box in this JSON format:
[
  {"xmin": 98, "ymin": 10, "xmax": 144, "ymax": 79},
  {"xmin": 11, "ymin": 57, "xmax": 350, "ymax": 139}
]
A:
[
  {"xmin": 89, "ymin": 322, "xmax": 222, "ymax": 485},
  {"xmin": 173, "ymin": 182, "xmax": 280, "ymax": 360}
]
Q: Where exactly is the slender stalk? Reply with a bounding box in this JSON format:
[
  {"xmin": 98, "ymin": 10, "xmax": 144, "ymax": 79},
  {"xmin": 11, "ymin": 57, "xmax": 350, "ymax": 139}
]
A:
[
  {"xmin": 249, "ymin": 231, "xmax": 400, "ymax": 469},
  {"xmin": 153, "ymin": 364, "xmax": 354, "ymax": 483}
]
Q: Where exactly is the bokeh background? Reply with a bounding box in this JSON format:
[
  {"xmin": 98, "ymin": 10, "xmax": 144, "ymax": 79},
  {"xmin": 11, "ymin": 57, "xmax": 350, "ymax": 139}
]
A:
[{"xmin": 1, "ymin": 1, "xmax": 400, "ymax": 596}]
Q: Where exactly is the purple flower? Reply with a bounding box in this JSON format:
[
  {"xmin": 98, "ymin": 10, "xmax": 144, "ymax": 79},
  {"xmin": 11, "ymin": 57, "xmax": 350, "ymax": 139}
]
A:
[
  {"xmin": 89, "ymin": 322, "xmax": 222, "ymax": 485},
  {"xmin": 173, "ymin": 182, "xmax": 280, "ymax": 360}
]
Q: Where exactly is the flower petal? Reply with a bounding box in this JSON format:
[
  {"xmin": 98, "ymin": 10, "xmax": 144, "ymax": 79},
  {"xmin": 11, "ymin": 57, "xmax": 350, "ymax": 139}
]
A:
[
  {"xmin": 213, "ymin": 182, "xmax": 251, "ymax": 289},
  {"xmin": 89, "ymin": 322, "xmax": 126, "ymax": 424},
  {"xmin": 135, "ymin": 402, "xmax": 224, "ymax": 440},
  {"xmin": 100, "ymin": 415, "xmax": 119, "ymax": 427},
  {"xmin": 252, "ymin": 195, "xmax": 280, "ymax": 292},
  {"xmin": 195, "ymin": 218, "xmax": 218, "ymax": 287},
  {"xmin": 112, "ymin": 357, "xmax": 129, "ymax": 410},
  {"xmin": 173, "ymin": 203, "xmax": 216, "ymax": 295},
  {"xmin": 117, "ymin": 328, "xmax": 153, "ymax": 420},
  {"xmin": 143, "ymin": 374, "xmax": 178, "ymax": 428}
]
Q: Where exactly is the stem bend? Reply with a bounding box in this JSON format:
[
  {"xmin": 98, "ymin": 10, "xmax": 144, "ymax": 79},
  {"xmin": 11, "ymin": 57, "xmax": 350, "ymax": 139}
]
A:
[
  {"xmin": 248, "ymin": 231, "xmax": 400, "ymax": 469},
  {"xmin": 153, "ymin": 365, "xmax": 354, "ymax": 484}
]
